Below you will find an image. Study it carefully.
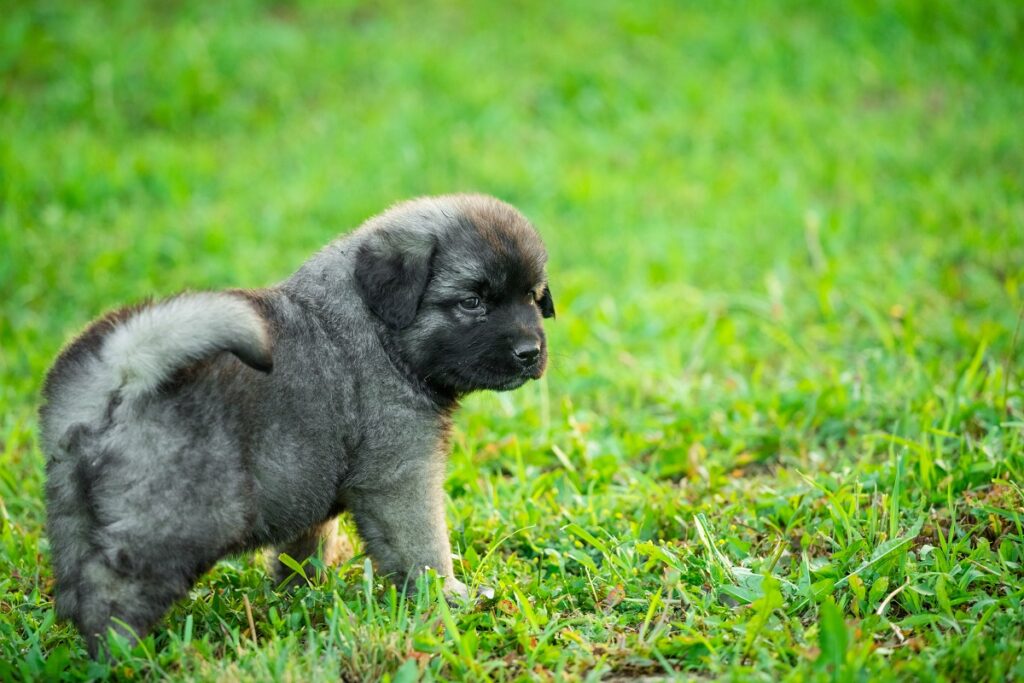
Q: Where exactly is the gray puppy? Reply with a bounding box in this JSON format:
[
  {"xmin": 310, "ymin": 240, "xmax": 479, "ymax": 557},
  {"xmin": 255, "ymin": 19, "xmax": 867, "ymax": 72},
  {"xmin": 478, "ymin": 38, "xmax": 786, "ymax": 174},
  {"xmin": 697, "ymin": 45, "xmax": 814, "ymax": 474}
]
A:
[{"xmin": 39, "ymin": 194, "xmax": 555, "ymax": 655}]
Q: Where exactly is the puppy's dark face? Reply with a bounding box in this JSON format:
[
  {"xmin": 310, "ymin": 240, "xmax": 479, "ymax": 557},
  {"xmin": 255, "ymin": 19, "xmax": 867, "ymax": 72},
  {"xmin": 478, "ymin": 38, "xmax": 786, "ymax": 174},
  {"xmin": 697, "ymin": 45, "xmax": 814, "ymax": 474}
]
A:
[
  {"xmin": 410, "ymin": 225, "xmax": 552, "ymax": 393},
  {"xmin": 354, "ymin": 195, "xmax": 554, "ymax": 398}
]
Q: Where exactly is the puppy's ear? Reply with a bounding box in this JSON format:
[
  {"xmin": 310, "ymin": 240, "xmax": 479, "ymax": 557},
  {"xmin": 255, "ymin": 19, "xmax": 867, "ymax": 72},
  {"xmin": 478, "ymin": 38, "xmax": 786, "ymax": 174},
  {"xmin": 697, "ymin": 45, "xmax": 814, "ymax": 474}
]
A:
[
  {"xmin": 354, "ymin": 230, "xmax": 435, "ymax": 329},
  {"xmin": 538, "ymin": 285, "xmax": 556, "ymax": 319}
]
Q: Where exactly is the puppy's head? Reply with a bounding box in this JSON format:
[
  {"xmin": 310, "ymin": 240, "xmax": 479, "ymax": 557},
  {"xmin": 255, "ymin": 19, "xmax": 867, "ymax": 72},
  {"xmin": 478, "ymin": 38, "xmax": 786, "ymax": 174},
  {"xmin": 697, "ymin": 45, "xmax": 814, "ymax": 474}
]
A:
[{"xmin": 354, "ymin": 194, "xmax": 554, "ymax": 397}]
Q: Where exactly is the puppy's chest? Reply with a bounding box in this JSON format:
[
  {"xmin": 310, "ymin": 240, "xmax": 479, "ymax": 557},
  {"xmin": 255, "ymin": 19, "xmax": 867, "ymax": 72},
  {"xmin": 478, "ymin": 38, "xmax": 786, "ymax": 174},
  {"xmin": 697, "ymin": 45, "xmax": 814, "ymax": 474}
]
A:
[{"xmin": 340, "ymin": 410, "xmax": 452, "ymax": 487}]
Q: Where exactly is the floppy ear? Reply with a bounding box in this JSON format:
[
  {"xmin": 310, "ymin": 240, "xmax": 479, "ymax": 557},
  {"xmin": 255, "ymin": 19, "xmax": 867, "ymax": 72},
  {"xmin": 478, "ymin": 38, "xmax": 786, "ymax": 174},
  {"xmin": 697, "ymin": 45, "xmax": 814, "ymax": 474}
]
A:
[
  {"xmin": 354, "ymin": 230, "xmax": 435, "ymax": 329},
  {"xmin": 538, "ymin": 285, "xmax": 556, "ymax": 319}
]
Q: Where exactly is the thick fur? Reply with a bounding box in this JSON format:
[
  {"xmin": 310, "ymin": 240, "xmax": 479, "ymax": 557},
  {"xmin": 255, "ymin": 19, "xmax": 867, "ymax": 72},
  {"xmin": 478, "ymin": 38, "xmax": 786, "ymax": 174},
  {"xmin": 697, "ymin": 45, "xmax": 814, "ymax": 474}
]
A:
[{"xmin": 39, "ymin": 194, "xmax": 554, "ymax": 656}]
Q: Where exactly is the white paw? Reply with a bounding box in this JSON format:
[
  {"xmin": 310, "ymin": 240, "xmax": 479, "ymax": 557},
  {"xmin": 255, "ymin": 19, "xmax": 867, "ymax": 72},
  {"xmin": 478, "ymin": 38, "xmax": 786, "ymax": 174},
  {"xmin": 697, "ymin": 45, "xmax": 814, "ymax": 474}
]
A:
[
  {"xmin": 443, "ymin": 578, "xmax": 495, "ymax": 605},
  {"xmin": 443, "ymin": 578, "xmax": 470, "ymax": 602}
]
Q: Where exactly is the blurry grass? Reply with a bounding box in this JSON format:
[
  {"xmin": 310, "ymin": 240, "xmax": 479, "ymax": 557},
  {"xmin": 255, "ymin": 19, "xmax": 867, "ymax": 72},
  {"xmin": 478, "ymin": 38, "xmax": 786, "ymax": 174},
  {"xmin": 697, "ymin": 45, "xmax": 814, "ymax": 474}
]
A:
[{"xmin": 2, "ymin": 0, "xmax": 1023, "ymax": 680}]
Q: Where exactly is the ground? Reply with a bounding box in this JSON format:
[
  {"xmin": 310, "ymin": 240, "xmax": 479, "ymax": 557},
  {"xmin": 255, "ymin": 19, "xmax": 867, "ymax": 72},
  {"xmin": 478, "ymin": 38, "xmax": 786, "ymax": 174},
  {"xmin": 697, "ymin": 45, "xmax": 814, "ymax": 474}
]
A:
[{"xmin": 1, "ymin": 0, "xmax": 1023, "ymax": 680}]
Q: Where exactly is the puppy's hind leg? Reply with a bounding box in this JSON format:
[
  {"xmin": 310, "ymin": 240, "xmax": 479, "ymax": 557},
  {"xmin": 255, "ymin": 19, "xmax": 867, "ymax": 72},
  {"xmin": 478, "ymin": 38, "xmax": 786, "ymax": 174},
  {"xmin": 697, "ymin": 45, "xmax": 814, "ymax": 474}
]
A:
[
  {"xmin": 53, "ymin": 434, "xmax": 243, "ymax": 657},
  {"xmin": 49, "ymin": 454, "xmax": 207, "ymax": 657},
  {"xmin": 268, "ymin": 518, "xmax": 354, "ymax": 587},
  {"xmin": 73, "ymin": 550, "xmax": 200, "ymax": 658},
  {"xmin": 45, "ymin": 446, "xmax": 97, "ymax": 631}
]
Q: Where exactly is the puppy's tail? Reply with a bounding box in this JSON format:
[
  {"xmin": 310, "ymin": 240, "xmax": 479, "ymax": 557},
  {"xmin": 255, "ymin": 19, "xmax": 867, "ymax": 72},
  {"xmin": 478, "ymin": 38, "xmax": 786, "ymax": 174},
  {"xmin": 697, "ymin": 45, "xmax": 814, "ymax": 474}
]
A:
[
  {"xmin": 40, "ymin": 291, "xmax": 273, "ymax": 460},
  {"xmin": 99, "ymin": 292, "xmax": 273, "ymax": 399}
]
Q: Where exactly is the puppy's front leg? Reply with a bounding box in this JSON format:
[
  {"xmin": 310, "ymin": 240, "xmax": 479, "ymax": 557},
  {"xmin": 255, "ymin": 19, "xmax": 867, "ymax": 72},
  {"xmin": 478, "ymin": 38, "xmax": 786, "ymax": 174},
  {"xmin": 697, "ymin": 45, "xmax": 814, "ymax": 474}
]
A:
[{"xmin": 347, "ymin": 467, "xmax": 467, "ymax": 599}]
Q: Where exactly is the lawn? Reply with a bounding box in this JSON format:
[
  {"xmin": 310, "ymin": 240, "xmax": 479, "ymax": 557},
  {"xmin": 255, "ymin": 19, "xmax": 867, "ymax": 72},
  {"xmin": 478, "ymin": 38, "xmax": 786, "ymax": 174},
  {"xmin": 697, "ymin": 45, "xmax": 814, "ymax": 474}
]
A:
[{"xmin": 2, "ymin": 0, "xmax": 1023, "ymax": 680}]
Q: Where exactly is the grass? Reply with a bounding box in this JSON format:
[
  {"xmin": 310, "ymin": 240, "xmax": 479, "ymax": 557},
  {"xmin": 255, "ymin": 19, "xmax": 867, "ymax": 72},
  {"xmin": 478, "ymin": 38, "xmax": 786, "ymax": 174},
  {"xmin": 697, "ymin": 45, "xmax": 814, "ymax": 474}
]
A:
[{"xmin": 2, "ymin": 0, "xmax": 1023, "ymax": 680}]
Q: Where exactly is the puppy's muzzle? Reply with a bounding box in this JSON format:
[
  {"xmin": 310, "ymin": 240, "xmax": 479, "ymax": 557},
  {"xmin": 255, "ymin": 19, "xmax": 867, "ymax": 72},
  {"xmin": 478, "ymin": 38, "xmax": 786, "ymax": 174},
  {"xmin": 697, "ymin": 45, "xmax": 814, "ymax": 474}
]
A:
[
  {"xmin": 513, "ymin": 339, "xmax": 541, "ymax": 365},
  {"xmin": 511, "ymin": 334, "xmax": 545, "ymax": 378}
]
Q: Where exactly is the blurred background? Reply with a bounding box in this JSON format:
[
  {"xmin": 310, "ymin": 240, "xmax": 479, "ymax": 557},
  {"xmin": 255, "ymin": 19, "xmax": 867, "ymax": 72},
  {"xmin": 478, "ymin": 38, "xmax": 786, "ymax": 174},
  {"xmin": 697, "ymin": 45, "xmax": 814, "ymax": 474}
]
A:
[
  {"xmin": 3, "ymin": 0, "xmax": 1023, "ymax": 509},
  {"xmin": 3, "ymin": 1, "xmax": 1020, "ymax": 402},
  {"xmin": 1, "ymin": 0, "xmax": 1023, "ymax": 676}
]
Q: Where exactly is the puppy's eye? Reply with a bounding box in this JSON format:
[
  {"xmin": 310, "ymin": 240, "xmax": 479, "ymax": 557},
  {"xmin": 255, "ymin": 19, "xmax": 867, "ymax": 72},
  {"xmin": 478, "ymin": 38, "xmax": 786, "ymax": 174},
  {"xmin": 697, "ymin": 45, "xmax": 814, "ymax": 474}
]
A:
[{"xmin": 459, "ymin": 297, "xmax": 482, "ymax": 311}]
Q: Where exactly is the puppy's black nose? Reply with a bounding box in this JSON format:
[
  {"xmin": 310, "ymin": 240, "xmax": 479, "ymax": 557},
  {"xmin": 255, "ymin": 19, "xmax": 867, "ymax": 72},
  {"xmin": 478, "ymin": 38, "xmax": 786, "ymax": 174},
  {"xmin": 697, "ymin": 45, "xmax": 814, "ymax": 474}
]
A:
[{"xmin": 513, "ymin": 339, "xmax": 541, "ymax": 364}]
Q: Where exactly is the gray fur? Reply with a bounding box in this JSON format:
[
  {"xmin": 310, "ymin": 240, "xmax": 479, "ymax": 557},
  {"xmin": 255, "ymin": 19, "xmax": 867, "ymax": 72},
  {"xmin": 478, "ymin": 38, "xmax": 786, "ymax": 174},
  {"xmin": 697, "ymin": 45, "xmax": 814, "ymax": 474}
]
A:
[{"xmin": 39, "ymin": 194, "xmax": 553, "ymax": 656}]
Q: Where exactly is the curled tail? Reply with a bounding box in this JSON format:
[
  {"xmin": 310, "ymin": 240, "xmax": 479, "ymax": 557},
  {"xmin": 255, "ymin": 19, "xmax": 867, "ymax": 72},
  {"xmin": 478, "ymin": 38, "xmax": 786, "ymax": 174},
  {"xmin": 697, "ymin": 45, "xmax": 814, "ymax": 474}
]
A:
[
  {"xmin": 99, "ymin": 292, "xmax": 272, "ymax": 399},
  {"xmin": 40, "ymin": 292, "xmax": 273, "ymax": 447}
]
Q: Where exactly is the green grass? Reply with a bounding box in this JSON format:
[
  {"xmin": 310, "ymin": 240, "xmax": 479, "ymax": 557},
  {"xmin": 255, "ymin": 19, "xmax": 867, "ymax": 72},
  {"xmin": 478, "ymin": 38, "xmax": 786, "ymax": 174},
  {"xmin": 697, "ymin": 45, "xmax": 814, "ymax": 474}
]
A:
[{"xmin": 2, "ymin": 0, "xmax": 1023, "ymax": 680}]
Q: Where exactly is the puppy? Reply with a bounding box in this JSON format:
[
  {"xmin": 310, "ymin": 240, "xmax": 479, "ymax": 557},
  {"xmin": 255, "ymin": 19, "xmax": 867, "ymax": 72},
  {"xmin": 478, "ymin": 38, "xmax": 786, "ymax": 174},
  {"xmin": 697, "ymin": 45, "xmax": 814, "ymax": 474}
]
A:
[{"xmin": 39, "ymin": 194, "xmax": 555, "ymax": 655}]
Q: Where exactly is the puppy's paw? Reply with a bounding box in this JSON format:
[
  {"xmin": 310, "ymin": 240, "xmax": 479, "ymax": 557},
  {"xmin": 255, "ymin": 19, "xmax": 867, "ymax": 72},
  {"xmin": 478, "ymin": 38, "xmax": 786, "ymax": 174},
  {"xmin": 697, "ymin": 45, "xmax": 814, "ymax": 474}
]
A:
[
  {"xmin": 443, "ymin": 577, "xmax": 470, "ymax": 604},
  {"xmin": 442, "ymin": 578, "xmax": 495, "ymax": 606}
]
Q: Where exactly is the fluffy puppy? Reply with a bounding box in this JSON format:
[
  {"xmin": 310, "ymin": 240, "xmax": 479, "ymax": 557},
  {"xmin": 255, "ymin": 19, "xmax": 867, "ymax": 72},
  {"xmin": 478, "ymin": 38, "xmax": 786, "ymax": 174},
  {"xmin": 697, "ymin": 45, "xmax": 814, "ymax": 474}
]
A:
[{"xmin": 39, "ymin": 194, "xmax": 555, "ymax": 655}]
